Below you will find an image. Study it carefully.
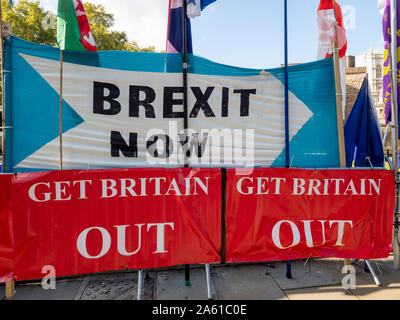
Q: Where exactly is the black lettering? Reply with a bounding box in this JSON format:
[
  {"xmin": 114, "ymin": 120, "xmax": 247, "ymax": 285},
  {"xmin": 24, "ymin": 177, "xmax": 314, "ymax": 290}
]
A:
[
  {"xmin": 233, "ymin": 89, "xmax": 257, "ymax": 117},
  {"xmin": 129, "ymin": 86, "xmax": 156, "ymax": 118},
  {"xmin": 222, "ymin": 87, "xmax": 229, "ymax": 117},
  {"xmin": 179, "ymin": 132, "xmax": 209, "ymax": 158},
  {"xmin": 110, "ymin": 131, "xmax": 138, "ymax": 158},
  {"xmin": 163, "ymin": 87, "xmax": 184, "ymax": 118},
  {"xmin": 93, "ymin": 81, "xmax": 121, "ymax": 115},
  {"xmin": 190, "ymin": 87, "xmax": 215, "ymax": 118},
  {"xmin": 147, "ymin": 135, "xmax": 173, "ymax": 158}
]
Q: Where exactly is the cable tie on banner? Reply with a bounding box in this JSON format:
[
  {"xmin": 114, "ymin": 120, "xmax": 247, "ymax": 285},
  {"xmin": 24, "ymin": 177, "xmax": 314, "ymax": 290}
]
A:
[
  {"xmin": 2, "ymin": 70, "xmax": 11, "ymax": 73},
  {"xmin": 0, "ymin": 126, "xmax": 12, "ymax": 129}
]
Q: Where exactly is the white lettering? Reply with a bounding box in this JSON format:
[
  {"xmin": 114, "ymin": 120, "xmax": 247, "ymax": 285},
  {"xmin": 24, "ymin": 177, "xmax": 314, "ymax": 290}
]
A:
[
  {"xmin": 54, "ymin": 181, "xmax": 71, "ymax": 201},
  {"xmin": 237, "ymin": 177, "xmax": 254, "ymax": 195},
  {"xmin": 329, "ymin": 220, "xmax": 353, "ymax": 246},
  {"xmin": 28, "ymin": 182, "xmax": 51, "ymax": 202},
  {"xmin": 77, "ymin": 227, "xmax": 111, "ymax": 259},
  {"xmin": 147, "ymin": 223, "xmax": 174, "ymax": 253},
  {"xmin": 293, "ymin": 178, "xmax": 306, "ymax": 195},
  {"xmin": 101, "ymin": 179, "xmax": 118, "ymax": 198},
  {"xmin": 115, "ymin": 224, "xmax": 144, "ymax": 255},
  {"xmin": 73, "ymin": 180, "xmax": 92, "ymax": 199},
  {"xmin": 272, "ymin": 220, "xmax": 301, "ymax": 249}
]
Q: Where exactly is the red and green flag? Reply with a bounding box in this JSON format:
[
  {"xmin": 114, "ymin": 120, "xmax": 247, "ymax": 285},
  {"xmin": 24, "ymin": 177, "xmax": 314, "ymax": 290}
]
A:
[{"xmin": 57, "ymin": 0, "xmax": 97, "ymax": 51}]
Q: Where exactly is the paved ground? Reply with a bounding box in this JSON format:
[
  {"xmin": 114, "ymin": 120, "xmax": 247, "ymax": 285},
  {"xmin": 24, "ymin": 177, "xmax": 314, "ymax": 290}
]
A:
[{"xmin": 1, "ymin": 256, "xmax": 400, "ymax": 300}]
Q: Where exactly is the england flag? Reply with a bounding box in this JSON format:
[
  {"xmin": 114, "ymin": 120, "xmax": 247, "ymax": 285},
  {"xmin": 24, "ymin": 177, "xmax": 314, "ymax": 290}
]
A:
[{"xmin": 317, "ymin": 0, "xmax": 348, "ymax": 119}]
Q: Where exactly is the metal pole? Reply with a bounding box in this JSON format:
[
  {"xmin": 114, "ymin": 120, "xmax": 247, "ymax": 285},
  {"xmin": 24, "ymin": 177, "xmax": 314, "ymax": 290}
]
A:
[
  {"xmin": 137, "ymin": 269, "xmax": 144, "ymax": 300},
  {"xmin": 390, "ymin": 0, "xmax": 399, "ymax": 174},
  {"xmin": 0, "ymin": 3, "xmax": 4, "ymax": 173},
  {"xmin": 205, "ymin": 264, "xmax": 213, "ymax": 300},
  {"xmin": 284, "ymin": 0, "xmax": 289, "ymax": 167},
  {"xmin": 0, "ymin": 4, "xmax": 14, "ymax": 299},
  {"xmin": 390, "ymin": 0, "xmax": 400, "ymax": 270},
  {"xmin": 284, "ymin": 0, "xmax": 292, "ymax": 279},
  {"xmin": 364, "ymin": 260, "xmax": 382, "ymax": 286},
  {"xmin": 394, "ymin": 183, "xmax": 400, "ymax": 270},
  {"xmin": 182, "ymin": 0, "xmax": 191, "ymax": 287},
  {"xmin": 383, "ymin": 123, "xmax": 390, "ymax": 148},
  {"xmin": 59, "ymin": 50, "xmax": 63, "ymax": 170}
]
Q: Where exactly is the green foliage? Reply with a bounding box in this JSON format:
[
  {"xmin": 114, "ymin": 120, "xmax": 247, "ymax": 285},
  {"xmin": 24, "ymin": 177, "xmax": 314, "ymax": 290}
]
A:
[
  {"xmin": 2, "ymin": 0, "xmax": 57, "ymax": 46},
  {"xmin": 0, "ymin": 0, "xmax": 155, "ymax": 52}
]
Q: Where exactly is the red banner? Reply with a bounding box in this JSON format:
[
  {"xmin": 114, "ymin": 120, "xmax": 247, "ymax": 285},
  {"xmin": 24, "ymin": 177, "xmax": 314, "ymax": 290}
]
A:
[
  {"xmin": 1, "ymin": 167, "xmax": 396, "ymax": 282},
  {"xmin": 226, "ymin": 168, "xmax": 395, "ymax": 263},
  {"xmin": 0, "ymin": 175, "xmax": 13, "ymax": 282},
  {"xmin": 0, "ymin": 168, "xmax": 221, "ymax": 281}
]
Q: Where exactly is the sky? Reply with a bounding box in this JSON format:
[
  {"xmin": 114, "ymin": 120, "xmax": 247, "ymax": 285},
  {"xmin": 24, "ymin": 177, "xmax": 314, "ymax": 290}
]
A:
[{"xmin": 37, "ymin": 0, "xmax": 384, "ymax": 69}]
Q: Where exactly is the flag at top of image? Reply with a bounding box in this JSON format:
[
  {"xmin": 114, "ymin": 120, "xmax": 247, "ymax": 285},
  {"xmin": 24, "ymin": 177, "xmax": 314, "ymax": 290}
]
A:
[
  {"xmin": 57, "ymin": 0, "xmax": 97, "ymax": 51},
  {"xmin": 379, "ymin": 0, "xmax": 400, "ymax": 135},
  {"xmin": 317, "ymin": 0, "xmax": 348, "ymax": 119},
  {"xmin": 167, "ymin": 0, "xmax": 217, "ymax": 53}
]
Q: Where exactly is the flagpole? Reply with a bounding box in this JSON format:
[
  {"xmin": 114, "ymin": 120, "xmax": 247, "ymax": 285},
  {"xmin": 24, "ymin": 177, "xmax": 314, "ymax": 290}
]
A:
[
  {"xmin": 332, "ymin": 0, "xmax": 347, "ymax": 168},
  {"xmin": 0, "ymin": 2, "xmax": 14, "ymax": 300},
  {"xmin": 182, "ymin": 0, "xmax": 191, "ymax": 287},
  {"xmin": 166, "ymin": 0, "xmax": 172, "ymax": 52},
  {"xmin": 332, "ymin": 0, "xmax": 351, "ymax": 269},
  {"xmin": 283, "ymin": 0, "xmax": 292, "ymax": 280},
  {"xmin": 59, "ymin": 49, "xmax": 63, "ymax": 170},
  {"xmin": 390, "ymin": 0, "xmax": 399, "ymax": 174},
  {"xmin": 390, "ymin": 0, "xmax": 400, "ymax": 271},
  {"xmin": 284, "ymin": 0, "xmax": 290, "ymax": 168},
  {"xmin": 1, "ymin": 2, "xmax": 5, "ymax": 174}
]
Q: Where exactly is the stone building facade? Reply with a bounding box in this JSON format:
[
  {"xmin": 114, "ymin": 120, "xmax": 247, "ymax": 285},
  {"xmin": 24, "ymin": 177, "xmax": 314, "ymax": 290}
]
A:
[
  {"xmin": 346, "ymin": 50, "xmax": 389, "ymax": 150},
  {"xmin": 347, "ymin": 50, "xmax": 385, "ymax": 125},
  {"xmin": 355, "ymin": 48, "xmax": 384, "ymax": 106},
  {"xmin": 345, "ymin": 65, "xmax": 367, "ymax": 120}
]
